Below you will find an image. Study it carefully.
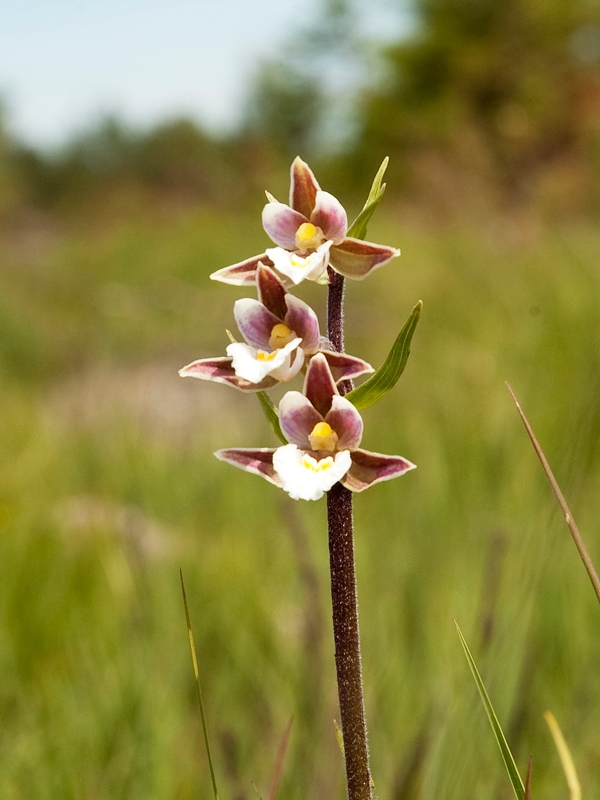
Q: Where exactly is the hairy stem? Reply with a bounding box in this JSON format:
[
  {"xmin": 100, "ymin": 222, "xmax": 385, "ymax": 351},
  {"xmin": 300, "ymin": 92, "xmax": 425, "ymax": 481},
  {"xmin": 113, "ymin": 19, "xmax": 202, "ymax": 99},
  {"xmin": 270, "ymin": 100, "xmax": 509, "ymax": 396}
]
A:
[{"xmin": 326, "ymin": 267, "xmax": 372, "ymax": 800}]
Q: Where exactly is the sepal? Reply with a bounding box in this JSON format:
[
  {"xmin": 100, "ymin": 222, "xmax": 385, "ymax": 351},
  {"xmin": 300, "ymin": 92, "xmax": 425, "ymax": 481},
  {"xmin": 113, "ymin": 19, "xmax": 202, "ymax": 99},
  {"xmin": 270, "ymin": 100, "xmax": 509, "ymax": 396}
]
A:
[
  {"xmin": 215, "ymin": 448, "xmax": 281, "ymax": 486},
  {"xmin": 329, "ymin": 238, "xmax": 400, "ymax": 280},
  {"xmin": 210, "ymin": 254, "xmax": 269, "ymax": 285},
  {"xmin": 179, "ymin": 357, "xmax": 277, "ymax": 392},
  {"xmin": 290, "ymin": 157, "xmax": 320, "ymax": 217},
  {"xmin": 341, "ymin": 449, "xmax": 416, "ymax": 492}
]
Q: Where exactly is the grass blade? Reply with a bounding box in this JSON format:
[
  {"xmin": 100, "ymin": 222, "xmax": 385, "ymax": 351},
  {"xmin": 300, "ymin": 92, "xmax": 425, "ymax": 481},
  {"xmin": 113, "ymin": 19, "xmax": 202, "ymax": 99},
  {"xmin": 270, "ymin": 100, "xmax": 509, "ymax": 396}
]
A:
[
  {"xmin": 345, "ymin": 300, "xmax": 422, "ymax": 410},
  {"xmin": 180, "ymin": 569, "xmax": 220, "ymax": 800},
  {"xmin": 257, "ymin": 391, "xmax": 286, "ymax": 444},
  {"xmin": 266, "ymin": 718, "xmax": 293, "ymax": 800},
  {"xmin": 544, "ymin": 711, "xmax": 581, "ymax": 800},
  {"xmin": 525, "ymin": 755, "xmax": 533, "ymax": 800},
  {"xmin": 506, "ymin": 383, "xmax": 600, "ymax": 606},
  {"xmin": 454, "ymin": 619, "xmax": 525, "ymax": 799}
]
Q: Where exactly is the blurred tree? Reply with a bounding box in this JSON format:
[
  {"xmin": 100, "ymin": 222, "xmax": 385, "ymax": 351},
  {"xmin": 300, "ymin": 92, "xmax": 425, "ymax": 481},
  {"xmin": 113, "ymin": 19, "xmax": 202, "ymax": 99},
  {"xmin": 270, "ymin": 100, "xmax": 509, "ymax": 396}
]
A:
[
  {"xmin": 0, "ymin": 103, "xmax": 23, "ymax": 221},
  {"xmin": 349, "ymin": 0, "xmax": 600, "ymax": 214},
  {"xmin": 241, "ymin": 0, "xmax": 363, "ymax": 169},
  {"xmin": 11, "ymin": 115, "xmax": 248, "ymax": 217},
  {"xmin": 244, "ymin": 61, "xmax": 324, "ymax": 162}
]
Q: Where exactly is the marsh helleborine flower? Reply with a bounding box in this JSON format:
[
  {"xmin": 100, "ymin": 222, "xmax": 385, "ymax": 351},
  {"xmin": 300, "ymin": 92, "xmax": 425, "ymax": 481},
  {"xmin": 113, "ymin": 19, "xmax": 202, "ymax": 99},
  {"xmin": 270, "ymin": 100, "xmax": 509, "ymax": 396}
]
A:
[
  {"xmin": 179, "ymin": 264, "xmax": 373, "ymax": 390},
  {"xmin": 210, "ymin": 158, "xmax": 400, "ymax": 286},
  {"xmin": 216, "ymin": 354, "xmax": 415, "ymax": 501}
]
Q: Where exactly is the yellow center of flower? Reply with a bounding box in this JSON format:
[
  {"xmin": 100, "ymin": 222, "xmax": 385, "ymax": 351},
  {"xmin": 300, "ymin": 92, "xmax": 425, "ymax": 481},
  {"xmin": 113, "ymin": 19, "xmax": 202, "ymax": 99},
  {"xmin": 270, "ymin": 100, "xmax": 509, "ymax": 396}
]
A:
[
  {"xmin": 291, "ymin": 254, "xmax": 309, "ymax": 267},
  {"xmin": 302, "ymin": 454, "xmax": 334, "ymax": 472},
  {"xmin": 297, "ymin": 222, "xmax": 317, "ymax": 242},
  {"xmin": 268, "ymin": 323, "xmax": 297, "ymax": 350},
  {"xmin": 308, "ymin": 421, "xmax": 339, "ymax": 452},
  {"xmin": 256, "ymin": 350, "xmax": 278, "ymax": 362},
  {"xmin": 295, "ymin": 222, "xmax": 325, "ymax": 254}
]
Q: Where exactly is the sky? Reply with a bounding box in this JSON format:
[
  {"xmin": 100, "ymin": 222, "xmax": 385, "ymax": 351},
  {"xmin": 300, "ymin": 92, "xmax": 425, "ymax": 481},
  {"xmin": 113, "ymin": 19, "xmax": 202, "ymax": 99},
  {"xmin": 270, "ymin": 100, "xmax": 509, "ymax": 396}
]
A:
[{"xmin": 0, "ymin": 0, "xmax": 408, "ymax": 148}]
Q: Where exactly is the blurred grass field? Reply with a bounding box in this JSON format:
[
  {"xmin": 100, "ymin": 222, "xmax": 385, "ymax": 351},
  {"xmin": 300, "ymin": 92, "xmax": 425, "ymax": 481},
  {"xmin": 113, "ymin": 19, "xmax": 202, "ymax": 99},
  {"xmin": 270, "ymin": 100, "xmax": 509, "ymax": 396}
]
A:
[{"xmin": 1, "ymin": 205, "xmax": 600, "ymax": 799}]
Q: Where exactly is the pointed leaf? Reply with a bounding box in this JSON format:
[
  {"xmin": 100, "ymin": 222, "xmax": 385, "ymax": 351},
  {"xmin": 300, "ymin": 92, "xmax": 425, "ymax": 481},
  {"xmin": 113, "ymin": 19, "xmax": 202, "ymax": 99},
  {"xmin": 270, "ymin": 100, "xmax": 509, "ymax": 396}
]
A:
[
  {"xmin": 454, "ymin": 620, "xmax": 525, "ymax": 800},
  {"xmin": 347, "ymin": 157, "xmax": 388, "ymax": 240},
  {"xmin": 345, "ymin": 300, "xmax": 422, "ymax": 410},
  {"xmin": 257, "ymin": 391, "xmax": 287, "ymax": 444}
]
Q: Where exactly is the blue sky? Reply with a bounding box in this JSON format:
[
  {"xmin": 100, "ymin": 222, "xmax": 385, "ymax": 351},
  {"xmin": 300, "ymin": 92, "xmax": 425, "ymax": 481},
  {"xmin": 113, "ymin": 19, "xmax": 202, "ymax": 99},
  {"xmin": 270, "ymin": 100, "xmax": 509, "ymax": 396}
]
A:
[{"xmin": 0, "ymin": 0, "xmax": 408, "ymax": 147}]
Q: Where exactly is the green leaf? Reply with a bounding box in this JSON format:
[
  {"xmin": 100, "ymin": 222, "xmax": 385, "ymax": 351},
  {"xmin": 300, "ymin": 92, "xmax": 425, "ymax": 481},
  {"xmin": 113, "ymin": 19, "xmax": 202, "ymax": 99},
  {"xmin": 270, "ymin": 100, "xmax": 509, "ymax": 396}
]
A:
[
  {"xmin": 454, "ymin": 620, "xmax": 525, "ymax": 800},
  {"xmin": 347, "ymin": 157, "xmax": 389, "ymax": 240},
  {"xmin": 345, "ymin": 300, "xmax": 422, "ymax": 410},
  {"xmin": 257, "ymin": 391, "xmax": 287, "ymax": 444}
]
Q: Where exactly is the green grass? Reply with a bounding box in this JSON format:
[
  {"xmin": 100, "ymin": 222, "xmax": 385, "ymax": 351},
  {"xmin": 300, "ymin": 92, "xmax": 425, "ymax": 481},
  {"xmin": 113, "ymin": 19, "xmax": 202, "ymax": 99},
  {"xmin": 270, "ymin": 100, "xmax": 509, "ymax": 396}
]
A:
[{"xmin": 1, "ymin": 208, "xmax": 600, "ymax": 798}]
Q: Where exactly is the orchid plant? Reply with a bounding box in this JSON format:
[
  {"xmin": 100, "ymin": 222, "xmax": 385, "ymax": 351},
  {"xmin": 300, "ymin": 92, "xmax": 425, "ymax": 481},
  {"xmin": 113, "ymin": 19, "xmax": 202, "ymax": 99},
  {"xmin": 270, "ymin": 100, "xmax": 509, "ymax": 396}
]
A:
[{"xmin": 180, "ymin": 157, "xmax": 422, "ymax": 800}]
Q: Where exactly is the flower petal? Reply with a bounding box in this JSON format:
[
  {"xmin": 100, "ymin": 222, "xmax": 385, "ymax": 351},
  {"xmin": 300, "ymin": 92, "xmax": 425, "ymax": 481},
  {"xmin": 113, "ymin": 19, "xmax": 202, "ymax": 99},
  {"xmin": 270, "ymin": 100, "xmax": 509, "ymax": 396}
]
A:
[
  {"xmin": 325, "ymin": 396, "xmax": 363, "ymax": 449},
  {"xmin": 215, "ymin": 448, "xmax": 281, "ymax": 487},
  {"xmin": 179, "ymin": 357, "xmax": 277, "ymax": 392},
  {"xmin": 273, "ymin": 444, "xmax": 351, "ymax": 501},
  {"xmin": 262, "ymin": 202, "xmax": 308, "ymax": 249},
  {"xmin": 270, "ymin": 346, "xmax": 305, "ymax": 382},
  {"xmin": 278, "ymin": 391, "xmax": 324, "ymax": 447},
  {"xmin": 289, "ymin": 157, "xmax": 320, "ymax": 218},
  {"xmin": 284, "ymin": 294, "xmax": 320, "ymax": 353},
  {"xmin": 234, "ymin": 298, "xmax": 281, "ymax": 349},
  {"xmin": 310, "ymin": 190, "xmax": 347, "ymax": 244},
  {"xmin": 329, "ymin": 238, "xmax": 400, "ymax": 280},
  {"xmin": 320, "ymin": 350, "xmax": 374, "ymax": 383},
  {"xmin": 226, "ymin": 339, "xmax": 301, "ymax": 383},
  {"xmin": 341, "ymin": 449, "xmax": 416, "ymax": 492},
  {"xmin": 257, "ymin": 263, "xmax": 288, "ymax": 320},
  {"xmin": 266, "ymin": 242, "xmax": 331, "ymax": 285},
  {"xmin": 210, "ymin": 253, "xmax": 271, "ymax": 285},
  {"xmin": 303, "ymin": 353, "xmax": 338, "ymax": 417}
]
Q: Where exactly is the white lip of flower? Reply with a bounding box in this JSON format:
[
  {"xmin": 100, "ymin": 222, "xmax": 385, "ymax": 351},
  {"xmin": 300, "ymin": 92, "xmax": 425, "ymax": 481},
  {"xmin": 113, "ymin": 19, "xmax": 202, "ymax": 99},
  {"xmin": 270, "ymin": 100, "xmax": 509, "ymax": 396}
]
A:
[
  {"xmin": 226, "ymin": 337, "xmax": 302, "ymax": 383},
  {"xmin": 273, "ymin": 443, "xmax": 352, "ymax": 501},
  {"xmin": 266, "ymin": 241, "xmax": 333, "ymax": 285}
]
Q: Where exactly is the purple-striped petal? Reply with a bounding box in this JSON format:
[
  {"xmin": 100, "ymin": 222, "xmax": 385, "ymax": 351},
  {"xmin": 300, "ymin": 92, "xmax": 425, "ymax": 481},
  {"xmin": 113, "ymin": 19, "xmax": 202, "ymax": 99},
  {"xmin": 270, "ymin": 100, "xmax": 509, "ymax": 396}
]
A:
[
  {"xmin": 310, "ymin": 190, "xmax": 348, "ymax": 244},
  {"xmin": 234, "ymin": 298, "xmax": 281, "ymax": 349},
  {"xmin": 262, "ymin": 202, "xmax": 308, "ymax": 249},
  {"xmin": 210, "ymin": 253, "xmax": 271, "ymax": 286},
  {"xmin": 320, "ymin": 350, "xmax": 374, "ymax": 383},
  {"xmin": 303, "ymin": 353, "xmax": 338, "ymax": 417},
  {"xmin": 289, "ymin": 157, "xmax": 320, "ymax": 218},
  {"xmin": 179, "ymin": 357, "xmax": 277, "ymax": 392},
  {"xmin": 278, "ymin": 391, "xmax": 324, "ymax": 448},
  {"xmin": 341, "ymin": 449, "xmax": 416, "ymax": 492},
  {"xmin": 325, "ymin": 396, "xmax": 363, "ymax": 449},
  {"xmin": 329, "ymin": 238, "xmax": 400, "ymax": 280},
  {"xmin": 257, "ymin": 263, "xmax": 287, "ymax": 320},
  {"xmin": 215, "ymin": 448, "xmax": 281, "ymax": 487},
  {"xmin": 284, "ymin": 294, "xmax": 320, "ymax": 354}
]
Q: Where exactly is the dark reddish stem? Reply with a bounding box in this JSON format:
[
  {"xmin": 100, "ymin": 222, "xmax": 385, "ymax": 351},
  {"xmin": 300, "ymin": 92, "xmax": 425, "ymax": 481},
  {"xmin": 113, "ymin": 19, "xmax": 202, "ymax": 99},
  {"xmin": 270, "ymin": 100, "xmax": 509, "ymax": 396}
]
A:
[{"xmin": 326, "ymin": 267, "xmax": 372, "ymax": 800}]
